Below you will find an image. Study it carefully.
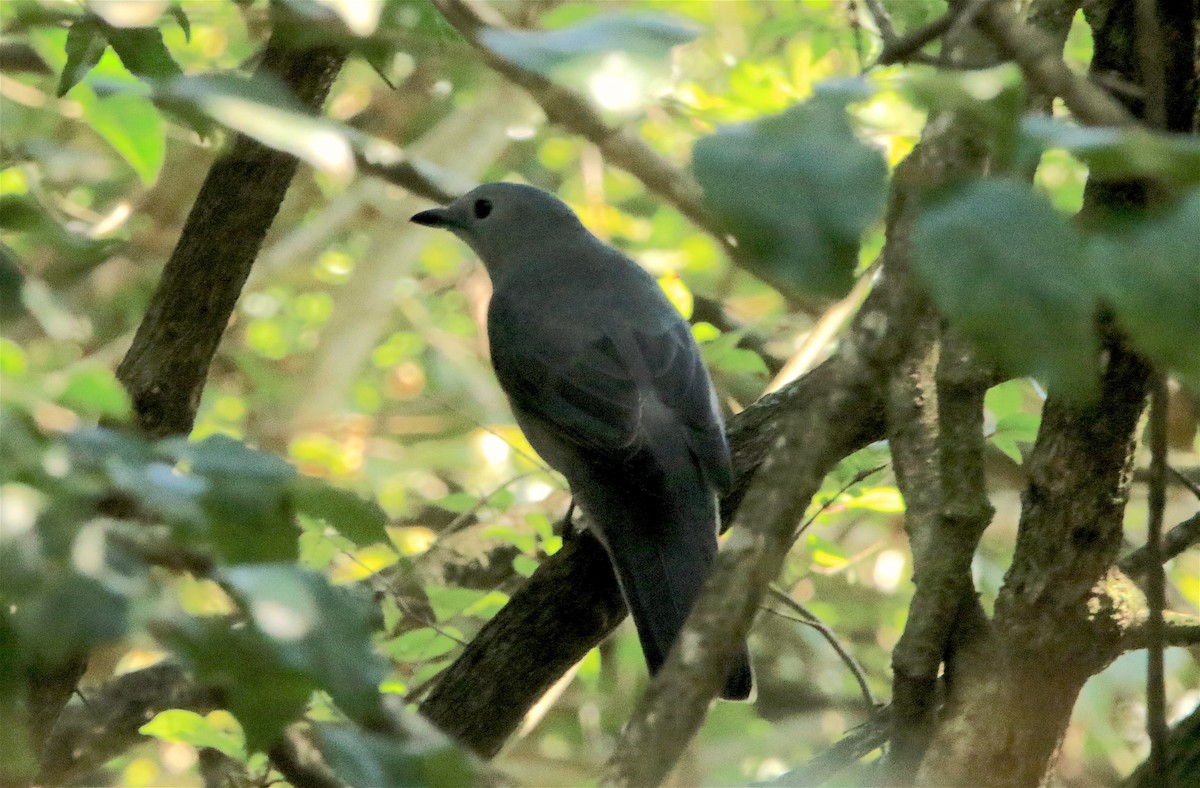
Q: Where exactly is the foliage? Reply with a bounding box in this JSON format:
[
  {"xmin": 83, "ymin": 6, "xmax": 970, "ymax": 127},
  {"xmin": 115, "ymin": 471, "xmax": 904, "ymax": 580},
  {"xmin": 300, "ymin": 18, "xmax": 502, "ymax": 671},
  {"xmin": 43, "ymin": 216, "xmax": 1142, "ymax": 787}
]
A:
[{"xmin": 1, "ymin": 0, "xmax": 1196, "ymax": 786}]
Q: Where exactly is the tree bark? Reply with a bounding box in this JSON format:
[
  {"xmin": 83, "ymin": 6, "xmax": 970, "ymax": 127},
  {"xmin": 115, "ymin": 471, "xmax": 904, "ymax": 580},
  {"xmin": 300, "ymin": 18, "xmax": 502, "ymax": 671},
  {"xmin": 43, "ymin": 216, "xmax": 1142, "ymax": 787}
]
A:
[{"xmin": 117, "ymin": 37, "xmax": 346, "ymax": 439}]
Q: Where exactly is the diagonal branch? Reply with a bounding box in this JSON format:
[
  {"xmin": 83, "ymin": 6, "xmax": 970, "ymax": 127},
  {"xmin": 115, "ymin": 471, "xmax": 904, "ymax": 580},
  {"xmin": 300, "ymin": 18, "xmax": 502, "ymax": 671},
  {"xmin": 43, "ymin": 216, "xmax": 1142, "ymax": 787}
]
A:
[
  {"xmin": 429, "ymin": 0, "xmax": 825, "ymax": 310},
  {"xmin": 1119, "ymin": 512, "xmax": 1200, "ymax": 582}
]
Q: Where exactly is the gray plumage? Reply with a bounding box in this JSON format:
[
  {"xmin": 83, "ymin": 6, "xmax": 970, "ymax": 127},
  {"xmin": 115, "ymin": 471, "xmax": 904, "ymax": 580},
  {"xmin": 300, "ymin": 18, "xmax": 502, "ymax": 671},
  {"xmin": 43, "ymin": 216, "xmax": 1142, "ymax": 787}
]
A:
[{"xmin": 412, "ymin": 183, "xmax": 753, "ymax": 700}]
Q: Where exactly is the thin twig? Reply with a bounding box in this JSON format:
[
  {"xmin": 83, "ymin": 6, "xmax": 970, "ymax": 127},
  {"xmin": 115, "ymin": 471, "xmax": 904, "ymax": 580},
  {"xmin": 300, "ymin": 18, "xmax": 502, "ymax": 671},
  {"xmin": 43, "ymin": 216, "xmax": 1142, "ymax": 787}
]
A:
[
  {"xmin": 875, "ymin": 10, "xmax": 956, "ymax": 66},
  {"xmin": 1144, "ymin": 370, "xmax": 1170, "ymax": 784},
  {"xmin": 1118, "ymin": 512, "xmax": 1200, "ymax": 581},
  {"xmin": 795, "ymin": 463, "xmax": 888, "ymax": 542},
  {"xmin": 1171, "ymin": 466, "xmax": 1200, "ymax": 499},
  {"xmin": 767, "ymin": 585, "xmax": 878, "ymax": 711}
]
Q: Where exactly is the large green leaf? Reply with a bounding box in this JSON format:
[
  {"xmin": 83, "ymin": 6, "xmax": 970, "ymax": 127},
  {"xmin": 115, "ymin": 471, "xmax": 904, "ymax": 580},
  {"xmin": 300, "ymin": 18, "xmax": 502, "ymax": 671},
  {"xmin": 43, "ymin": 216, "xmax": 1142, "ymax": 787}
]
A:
[
  {"xmin": 1090, "ymin": 189, "xmax": 1200, "ymax": 389},
  {"xmin": 163, "ymin": 616, "xmax": 315, "ymax": 752},
  {"xmin": 912, "ymin": 178, "xmax": 1100, "ymax": 396},
  {"xmin": 222, "ymin": 565, "xmax": 388, "ymax": 728},
  {"xmin": 290, "ymin": 475, "xmax": 389, "ymax": 547},
  {"xmin": 692, "ymin": 83, "xmax": 888, "ymax": 297},
  {"xmin": 31, "ymin": 29, "xmax": 165, "ymax": 184},
  {"xmin": 154, "ymin": 73, "xmax": 354, "ymax": 179},
  {"xmin": 480, "ymin": 13, "xmax": 699, "ymax": 77},
  {"xmin": 57, "ymin": 19, "xmax": 107, "ymax": 96},
  {"xmin": 161, "ymin": 435, "xmax": 299, "ymax": 564},
  {"xmin": 105, "ymin": 26, "xmax": 183, "ymax": 84}
]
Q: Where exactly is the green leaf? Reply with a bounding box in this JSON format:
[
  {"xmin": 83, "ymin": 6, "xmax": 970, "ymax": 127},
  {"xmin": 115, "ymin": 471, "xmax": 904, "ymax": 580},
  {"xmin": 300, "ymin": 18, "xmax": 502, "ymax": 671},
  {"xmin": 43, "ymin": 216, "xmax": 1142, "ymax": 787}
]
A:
[
  {"xmin": 290, "ymin": 476, "xmax": 388, "ymax": 547},
  {"xmin": 692, "ymin": 83, "xmax": 888, "ymax": 297},
  {"xmin": 317, "ymin": 722, "xmax": 478, "ymax": 788},
  {"xmin": 56, "ymin": 364, "xmax": 131, "ymax": 420},
  {"xmin": 162, "ymin": 616, "xmax": 315, "ymax": 752},
  {"xmin": 140, "ymin": 709, "xmax": 246, "ymax": 760},
  {"xmin": 164, "ymin": 434, "xmax": 295, "ymax": 481},
  {"xmin": 994, "ymin": 412, "xmax": 1041, "ymax": 443},
  {"xmin": 162, "ymin": 435, "xmax": 299, "ymax": 564},
  {"xmin": 57, "ymin": 20, "xmax": 107, "ymax": 97},
  {"xmin": 168, "ymin": 4, "xmax": 190, "ymax": 42},
  {"xmin": 382, "ymin": 627, "xmax": 462, "ymax": 662},
  {"xmin": 222, "ymin": 565, "xmax": 388, "ymax": 728},
  {"xmin": 105, "ymin": 26, "xmax": 183, "ymax": 84},
  {"xmin": 32, "ymin": 28, "xmax": 166, "ymax": 184},
  {"xmin": 912, "ymin": 178, "xmax": 1100, "ymax": 396},
  {"xmin": 14, "ymin": 572, "xmax": 128, "ymax": 664},
  {"xmin": 1023, "ymin": 118, "xmax": 1200, "ymax": 188},
  {"xmin": 1090, "ymin": 190, "xmax": 1200, "ymax": 389},
  {"xmin": 480, "ymin": 13, "xmax": 699, "ymax": 77},
  {"xmin": 154, "ymin": 73, "xmax": 354, "ymax": 179}
]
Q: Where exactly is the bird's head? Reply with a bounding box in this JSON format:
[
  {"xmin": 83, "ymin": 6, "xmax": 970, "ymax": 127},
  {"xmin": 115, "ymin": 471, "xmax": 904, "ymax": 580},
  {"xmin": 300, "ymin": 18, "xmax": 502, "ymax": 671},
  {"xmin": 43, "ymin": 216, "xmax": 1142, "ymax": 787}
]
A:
[{"xmin": 410, "ymin": 182, "xmax": 586, "ymax": 276}]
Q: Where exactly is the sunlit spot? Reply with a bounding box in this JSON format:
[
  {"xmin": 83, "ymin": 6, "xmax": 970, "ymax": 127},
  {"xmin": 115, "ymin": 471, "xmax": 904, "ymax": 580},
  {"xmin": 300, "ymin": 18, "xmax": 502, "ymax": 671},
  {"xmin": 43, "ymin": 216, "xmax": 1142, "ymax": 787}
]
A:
[
  {"xmin": 251, "ymin": 599, "xmax": 311, "ymax": 640},
  {"xmin": 477, "ymin": 430, "xmax": 512, "ymax": 467},
  {"xmin": 589, "ymin": 53, "xmax": 645, "ymax": 113},
  {"xmin": 873, "ymin": 549, "xmax": 906, "ymax": 593}
]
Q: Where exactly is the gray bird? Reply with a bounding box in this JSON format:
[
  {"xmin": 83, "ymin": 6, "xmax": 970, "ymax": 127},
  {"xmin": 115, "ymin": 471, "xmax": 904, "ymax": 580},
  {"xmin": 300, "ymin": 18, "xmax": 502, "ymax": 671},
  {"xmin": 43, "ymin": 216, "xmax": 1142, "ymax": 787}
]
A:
[{"xmin": 412, "ymin": 182, "xmax": 753, "ymax": 700}]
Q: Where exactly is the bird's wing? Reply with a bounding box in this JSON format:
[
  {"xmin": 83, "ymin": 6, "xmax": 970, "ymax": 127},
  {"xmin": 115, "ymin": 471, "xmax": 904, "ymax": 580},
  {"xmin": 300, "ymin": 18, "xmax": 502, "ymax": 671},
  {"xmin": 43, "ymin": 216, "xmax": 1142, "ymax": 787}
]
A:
[{"xmin": 488, "ymin": 293, "xmax": 732, "ymax": 491}]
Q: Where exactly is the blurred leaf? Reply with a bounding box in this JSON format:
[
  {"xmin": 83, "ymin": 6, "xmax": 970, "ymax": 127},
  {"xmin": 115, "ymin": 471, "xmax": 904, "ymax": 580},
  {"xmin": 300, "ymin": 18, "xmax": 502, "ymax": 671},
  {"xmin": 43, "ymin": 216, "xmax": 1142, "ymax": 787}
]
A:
[
  {"xmin": 222, "ymin": 565, "xmax": 387, "ymax": 728},
  {"xmin": 164, "ymin": 434, "xmax": 294, "ymax": 481},
  {"xmin": 291, "ymin": 476, "xmax": 388, "ymax": 547},
  {"xmin": 1023, "ymin": 118, "xmax": 1200, "ymax": 188},
  {"xmin": 0, "ymin": 245, "xmax": 27, "ymax": 324},
  {"xmin": 693, "ymin": 82, "xmax": 888, "ymax": 297},
  {"xmin": 14, "ymin": 572, "xmax": 127, "ymax": 664},
  {"xmin": 382, "ymin": 627, "xmax": 461, "ymax": 662},
  {"xmin": 56, "ymin": 364, "xmax": 131, "ymax": 420},
  {"xmin": 163, "ymin": 615, "xmax": 315, "ymax": 752},
  {"xmin": 162, "ymin": 435, "xmax": 298, "ymax": 564},
  {"xmin": 32, "ymin": 28, "xmax": 166, "ymax": 184},
  {"xmin": 316, "ymin": 722, "xmax": 478, "ymax": 788},
  {"xmin": 105, "ymin": 26, "xmax": 182, "ymax": 84},
  {"xmin": 153, "ymin": 73, "xmax": 354, "ymax": 180},
  {"xmin": 913, "ymin": 178, "xmax": 1100, "ymax": 396},
  {"xmin": 167, "ymin": 3, "xmax": 190, "ymax": 41},
  {"xmin": 990, "ymin": 412, "xmax": 1041, "ymax": 464},
  {"xmin": 315, "ymin": 0, "xmax": 384, "ymax": 36},
  {"xmin": 906, "ymin": 66, "xmax": 1025, "ymax": 168},
  {"xmin": 57, "ymin": 19, "xmax": 107, "ymax": 97},
  {"xmin": 480, "ymin": 13, "xmax": 699, "ymax": 77},
  {"xmin": 140, "ymin": 709, "xmax": 246, "ymax": 760},
  {"xmin": 1089, "ymin": 190, "xmax": 1200, "ymax": 389},
  {"xmin": 0, "ymin": 194, "xmax": 120, "ymax": 265}
]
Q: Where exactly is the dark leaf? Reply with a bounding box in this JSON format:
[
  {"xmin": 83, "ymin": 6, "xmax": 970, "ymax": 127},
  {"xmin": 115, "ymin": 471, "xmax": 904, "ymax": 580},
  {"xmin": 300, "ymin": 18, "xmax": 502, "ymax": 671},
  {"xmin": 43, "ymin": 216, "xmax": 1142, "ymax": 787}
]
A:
[
  {"xmin": 1090, "ymin": 190, "xmax": 1200, "ymax": 389},
  {"xmin": 1023, "ymin": 118, "xmax": 1200, "ymax": 188},
  {"xmin": 57, "ymin": 19, "xmax": 107, "ymax": 97},
  {"xmin": 291, "ymin": 476, "xmax": 389, "ymax": 547},
  {"xmin": 316, "ymin": 723, "xmax": 479, "ymax": 788},
  {"xmin": 105, "ymin": 26, "xmax": 183, "ymax": 84},
  {"xmin": 168, "ymin": 4, "xmax": 191, "ymax": 42},
  {"xmin": 692, "ymin": 83, "xmax": 888, "ymax": 297},
  {"xmin": 162, "ymin": 616, "xmax": 315, "ymax": 752},
  {"xmin": 222, "ymin": 565, "xmax": 388, "ymax": 728},
  {"xmin": 912, "ymin": 178, "xmax": 1100, "ymax": 396}
]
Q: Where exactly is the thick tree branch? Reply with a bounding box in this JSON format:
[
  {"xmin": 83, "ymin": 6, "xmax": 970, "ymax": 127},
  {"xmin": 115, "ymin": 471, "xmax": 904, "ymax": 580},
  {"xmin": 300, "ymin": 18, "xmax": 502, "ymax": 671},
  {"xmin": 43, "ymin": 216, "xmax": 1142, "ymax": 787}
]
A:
[
  {"xmin": 1123, "ymin": 611, "xmax": 1200, "ymax": 651},
  {"xmin": 976, "ymin": 0, "xmax": 1137, "ymax": 127},
  {"xmin": 38, "ymin": 663, "xmax": 220, "ymax": 786},
  {"xmin": 116, "ymin": 37, "xmax": 347, "ymax": 438}
]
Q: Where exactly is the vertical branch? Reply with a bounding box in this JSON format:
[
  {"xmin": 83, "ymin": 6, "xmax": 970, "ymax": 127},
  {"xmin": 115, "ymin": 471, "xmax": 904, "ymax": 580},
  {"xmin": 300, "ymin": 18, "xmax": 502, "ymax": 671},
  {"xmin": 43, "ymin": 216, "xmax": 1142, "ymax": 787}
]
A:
[
  {"xmin": 1144, "ymin": 371, "xmax": 1170, "ymax": 785},
  {"xmin": 116, "ymin": 37, "xmax": 346, "ymax": 438}
]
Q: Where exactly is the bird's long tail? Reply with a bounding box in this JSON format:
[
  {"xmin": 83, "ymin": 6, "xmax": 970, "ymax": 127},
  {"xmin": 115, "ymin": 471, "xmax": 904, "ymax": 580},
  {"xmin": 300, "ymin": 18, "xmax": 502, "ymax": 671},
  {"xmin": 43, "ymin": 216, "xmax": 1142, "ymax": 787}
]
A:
[{"xmin": 576, "ymin": 474, "xmax": 754, "ymax": 701}]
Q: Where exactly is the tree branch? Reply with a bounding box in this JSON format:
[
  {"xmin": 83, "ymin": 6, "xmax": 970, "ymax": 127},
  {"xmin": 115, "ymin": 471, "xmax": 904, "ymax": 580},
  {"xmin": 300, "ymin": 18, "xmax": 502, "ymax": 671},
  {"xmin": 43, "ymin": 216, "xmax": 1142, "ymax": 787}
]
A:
[
  {"xmin": 1119, "ymin": 512, "xmax": 1200, "ymax": 582},
  {"xmin": 116, "ymin": 37, "xmax": 347, "ymax": 438},
  {"xmin": 428, "ymin": 0, "xmax": 826, "ymax": 311},
  {"xmin": 976, "ymin": 0, "xmax": 1137, "ymax": 128},
  {"xmin": 38, "ymin": 663, "xmax": 220, "ymax": 786}
]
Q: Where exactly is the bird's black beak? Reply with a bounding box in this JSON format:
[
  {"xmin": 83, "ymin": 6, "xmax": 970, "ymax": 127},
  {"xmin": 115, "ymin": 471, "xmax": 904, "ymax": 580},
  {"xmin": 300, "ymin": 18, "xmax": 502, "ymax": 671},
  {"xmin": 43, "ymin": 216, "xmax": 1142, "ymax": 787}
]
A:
[{"xmin": 410, "ymin": 207, "xmax": 454, "ymax": 228}]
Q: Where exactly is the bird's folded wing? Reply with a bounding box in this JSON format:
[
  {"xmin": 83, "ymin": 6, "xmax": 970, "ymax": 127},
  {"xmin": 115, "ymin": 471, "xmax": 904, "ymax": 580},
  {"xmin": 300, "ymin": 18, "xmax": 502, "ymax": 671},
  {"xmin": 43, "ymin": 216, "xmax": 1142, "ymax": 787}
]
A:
[{"xmin": 489, "ymin": 301, "xmax": 732, "ymax": 491}]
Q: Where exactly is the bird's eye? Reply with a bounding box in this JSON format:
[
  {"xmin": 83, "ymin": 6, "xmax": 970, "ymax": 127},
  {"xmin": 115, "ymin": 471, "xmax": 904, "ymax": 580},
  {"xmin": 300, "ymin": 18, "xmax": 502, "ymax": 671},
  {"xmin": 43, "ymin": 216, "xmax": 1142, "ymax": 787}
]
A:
[{"xmin": 473, "ymin": 198, "xmax": 493, "ymax": 219}]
